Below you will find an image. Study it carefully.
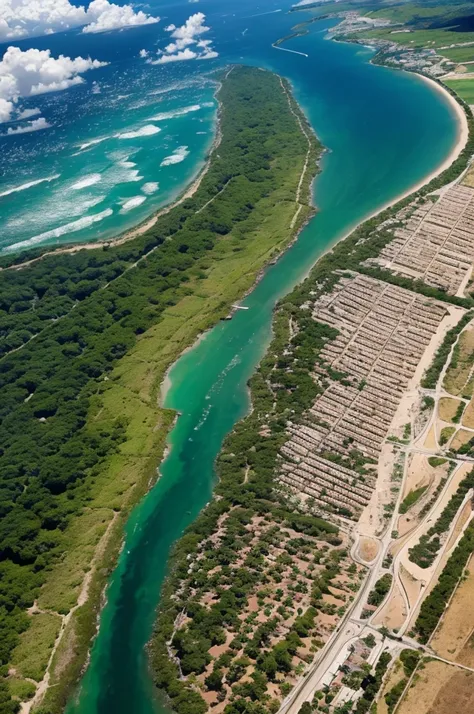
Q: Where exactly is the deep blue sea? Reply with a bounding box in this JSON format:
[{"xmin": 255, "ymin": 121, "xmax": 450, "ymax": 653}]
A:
[{"xmin": 0, "ymin": 0, "xmax": 458, "ymax": 254}]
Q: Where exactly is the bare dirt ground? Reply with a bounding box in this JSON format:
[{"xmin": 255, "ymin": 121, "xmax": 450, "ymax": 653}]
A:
[
  {"xmin": 423, "ymin": 425, "xmax": 438, "ymax": 450},
  {"xmin": 372, "ymin": 579, "xmax": 406, "ymax": 630},
  {"xmin": 358, "ymin": 537, "xmax": 379, "ymax": 563},
  {"xmin": 438, "ymin": 396, "xmax": 462, "ymax": 422},
  {"xmin": 398, "ymin": 663, "xmax": 474, "ymax": 714},
  {"xmin": 431, "ymin": 553, "xmax": 474, "ymax": 663},
  {"xmin": 396, "ymin": 660, "xmax": 458, "ymax": 714},
  {"xmin": 451, "ymin": 427, "xmax": 473, "ymax": 449}
]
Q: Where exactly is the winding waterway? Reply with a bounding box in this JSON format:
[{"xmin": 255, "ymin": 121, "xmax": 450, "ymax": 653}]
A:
[{"xmin": 67, "ymin": 6, "xmax": 460, "ymax": 714}]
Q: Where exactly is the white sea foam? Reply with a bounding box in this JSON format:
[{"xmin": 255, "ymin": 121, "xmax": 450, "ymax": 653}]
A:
[
  {"xmin": 78, "ymin": 136, "xmax": 109, "ymax": 151},
  {"xmin": 149, "ymin": 104, "xmax": 201, "ymax": 121},
  {"xmin": 160, "ymin": 146, "xmax": 189, "ymax": 166},
  {"xmin": 70, "ymin": 173, "xmax": 102, "ymax": 190},
  {"xmin": 0, "ymin": 174, "xmax": 60, "ymax": 198},
  {"xmin": 4, "ymin": 209, "xmax": 113, "ymax": 253},
  {"xmin": 141, "ymin": 182, "xmax": 159, "ymax": 195},
  {"xmin": 120, "ymin": 196, "xmax": 146, "ymax": 212},
  {"xmin": 116, "ymin": 124, "xmax": 161, "ymax": 140}
]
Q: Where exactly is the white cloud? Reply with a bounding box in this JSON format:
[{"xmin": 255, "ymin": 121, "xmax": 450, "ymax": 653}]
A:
[
  {"xmin": 139, "ymin": 49, "xmax": 149, "ymax": 58},
  {"xmin": 82, "ymin": 0, "xmax": 159, "ymax": 34},
  {"xmin": 153, "ymin": 48, "xmax": 197, "ymax": 64},
  {"xmin": 0, "ymin": 46, "xmax": 107, "ymax": 122},
  {"xmin": 16, "ymin": 106, "xmax": 41, "ymax": 119},
  {"xmin": 0, "ymin": 0, "xmax": 160, "ymax": 41},
  {"xmin": 189, "ymin": 0, "xmax": 199, "ymax": 3},
  {"xmin": 145, "ymin": 13, "xmax": 218, "ymax": 65},
  {"xmin": 4, "ymin": 116, "xmax": 51, "ymax": 135}
]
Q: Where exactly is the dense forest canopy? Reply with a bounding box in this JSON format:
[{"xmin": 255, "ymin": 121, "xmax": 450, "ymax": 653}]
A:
[{"xmin": 0, "ymin": 65, "xmax": 312, "ymax": 712}]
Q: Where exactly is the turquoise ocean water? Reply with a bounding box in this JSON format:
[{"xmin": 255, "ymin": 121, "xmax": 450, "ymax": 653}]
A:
[{"xmin": 5, "ymin": 0, "xmax": 459, "ymax": 712}]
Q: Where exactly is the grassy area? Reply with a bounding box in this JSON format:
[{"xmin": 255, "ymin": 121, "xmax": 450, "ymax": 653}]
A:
[
  {"xmin": 445, "ymin": 77, "xmax": 474, "ymax": 103},
  {"xmin": 367, "ymin": 3, "xmax": 472, "ymax": 24},
  {"xmin": 352, "ymin": 25, "xmax": 474, "ymax": 48},
  {"xmin": 17, "ymin": 68, "xmax": 319, "ymax": 714},
  {"xmin": 428, "ymin": 457, "xmax": 448, "ymax": 467},
  {"xmin": 10, "ymin": 613, "xmax": 62, "ymax": 682},
  {"xmin": 439, "ymin": 44, "xmax": 474, "ymax": 62},
  {"xmin": 439, "ymin": 425, "xmax": 456, "ymax": 445},
  {"xmin": 399, "ymin": 486, "xmax": 428, "ymax": 514}
]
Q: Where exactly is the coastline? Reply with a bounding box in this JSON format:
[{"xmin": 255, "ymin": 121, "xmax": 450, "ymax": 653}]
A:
[
  {"xmin": 309, "ymin": 72, "xmax": 470, "ymax": 277},
  {"xmin": 2, "ymin": 82, "xmax": 224, "ymax": 270},
  {"xmin": 158, "ymin": 72, "xmax": 469, "ymax": 413},
  {"xmin": 23, "ymin": 66, "xmax": 320, "ymax": 714}
]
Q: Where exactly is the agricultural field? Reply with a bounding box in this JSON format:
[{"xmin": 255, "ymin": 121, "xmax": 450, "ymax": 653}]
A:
[
  {"xmin": 396, "ymin": 659, "xmax": 474, "ymax": 714},
  {"xmin": 445, "ymin": 77, "xmax": 474, "ymax": 102}
]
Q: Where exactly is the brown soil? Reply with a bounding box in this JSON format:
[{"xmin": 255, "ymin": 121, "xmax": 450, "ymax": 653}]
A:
[
  {"xmin": 438, "ymin": 397, "xmax": 463, "ymax": 422},
  {"xmin": 431, "ymin": 553, "xmax": 474, "ymax": 664},
  {"xmin": 396, "ymin": 660, "xmax": 455, "ymax": 714},
  {"xmin": 462, "ymin": 398, "xmax": 474, "ymax": 428},
  {"xmin": 423, "ymin": 425, "xmax": 437, "ymax": 450},
  {"xmin": 358, "ymin": 536, "xmax": 379, "ymax": 563},
  {"xmin": 451, "ymin": 428, "xmax": 473, "ymax": 450}
]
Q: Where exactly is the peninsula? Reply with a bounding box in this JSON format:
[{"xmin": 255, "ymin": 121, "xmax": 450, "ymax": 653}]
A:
[{"xmin": 0, "ymin": 65, "xmax": 320, "ymax": 714}]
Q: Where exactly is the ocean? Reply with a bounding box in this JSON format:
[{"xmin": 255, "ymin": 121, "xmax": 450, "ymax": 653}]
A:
[
  {"xmin": 6, "ymin": 0, "xmax": 460, "ymax": 712},
  {"xmin": 0, "ymin": 0, "xmax": 457, "ymax": 255}
]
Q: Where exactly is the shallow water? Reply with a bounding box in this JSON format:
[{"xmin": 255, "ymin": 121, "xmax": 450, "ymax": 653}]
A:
[{"xmin": 63, "ymin": 1, "xmax": 460, "ymax": 713}]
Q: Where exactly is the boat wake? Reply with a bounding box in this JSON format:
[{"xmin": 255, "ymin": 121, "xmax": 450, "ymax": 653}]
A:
[{"xmin": 272, "ymin": 44, "xmax": 308, "ymax": 58}]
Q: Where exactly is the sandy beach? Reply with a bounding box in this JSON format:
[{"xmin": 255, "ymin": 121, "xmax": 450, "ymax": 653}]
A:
[{"xmin": 309, "ymin": 73, "xmax": 470, "ymax": 278}]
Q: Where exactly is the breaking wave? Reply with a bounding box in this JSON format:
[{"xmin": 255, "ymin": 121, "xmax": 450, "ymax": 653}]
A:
[
  {"xmin": 0, "ymin": 174, "xmax": 60, "ymax": 198},
  {"xmin": 4, "ymin": 209, "xmax": 113, "ymax": 253},
  {"xmin": 116, "ymin": 124, "xmax": 161, "ymax": 140},
  {"xmin": 77, "ymin": 136, "xmax": 109, "ymax": 151},
  {"xmin": 160, "ymin": 146, "xmax": 189, "ymax": 166},
  {"xmin": 141, "ymin": 182, "xmax": 159, "ymax": 195},
  {"xmin": 149, "ymin": 104, "xmax": 201, "ymax": 121},
  {"xmin": 70, "ymin": 173, "xmax": 102, "ymax": 190},
  {"xmin": 120, "ymin": 196, "xmax": 146, "ymax": 212}
]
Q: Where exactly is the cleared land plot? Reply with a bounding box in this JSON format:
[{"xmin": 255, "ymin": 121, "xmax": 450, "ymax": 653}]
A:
[
  {"xmin": 278, "ymin": 274, "xmax": 446, "ymax": 518},
  {"xmin": 397, "ymin": 659, "xmax": 474, "ymax": 714},
  {"xmin": 462, "ymin": 398, "xmax": 474, "ymax": 427},
  {"xmin": 438, "ymin": 396, "xmax": 463, "ymax": 422},
  {"xmin": 443, "ymin": 325, "xmax": 474, "ymax": 396},
  {"xmin": 366, "ymin": 184, "xmax": 474, "ymax": 294},
  {"xmin": 450, "ymin": 427, "xmax": 473, "ymax": 450}
]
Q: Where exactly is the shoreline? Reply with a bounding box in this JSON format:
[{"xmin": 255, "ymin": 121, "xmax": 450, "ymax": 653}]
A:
[
  {"xmin": 310, "ymin": 72, "xmax": 470, "ymax": 277},
  {"xmin": 2, "ymin": 82, "xmax": 224, "ymax": 271},
  {"xmin": 159, "ymin": 72, "xmax": 470, "ymax": 410}
]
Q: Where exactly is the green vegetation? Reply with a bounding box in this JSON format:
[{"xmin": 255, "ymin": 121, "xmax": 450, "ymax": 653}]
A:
[
  {"xmin": 146, "ymin": 55, "xmax": 474, "ymax": 714},
  {"xmin": 399, "ymin": 486, "xmax": 428, "ymax": 514},
  {"xmin": 428, "ymin": 457, "xmax": 447, "ymax": 467},
  {"xmin": 367, "ymin": 574, "xmax": 393, "ymax": 608},
  {"xmin": 439, "ymin": 426, "xmax": 455, "ymax": 445},
  {"xmin": 452, "ymin": 401, "xmax": 466, "ymax": 423},
  {"xmin": 415, "ymin": 522, "xmax": 474, "ymax": 642},
  {"xmin": 445, "ymin": 78, "xmax": 474, "ymax": 104},
  {"xmin": 354, "ymin": 651, "xmax": 392, "ymax": 714},
  {"xmin": 422, "ymin": 312, "xmax": 474, "ymax": 388},
  {"xmin": 384, "ymin": 649, "xmax": 421, "ymax": 713},
  {"xmin": 0, "ymin": 65, "xmax": 319, "ymax": 713},
  {"xmin": 409, "ymin": 468, "xmax": 474, "ymax": 568}
]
